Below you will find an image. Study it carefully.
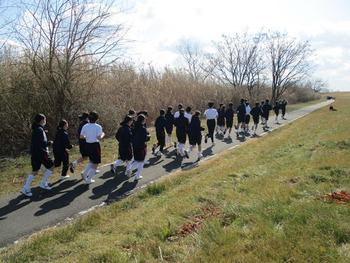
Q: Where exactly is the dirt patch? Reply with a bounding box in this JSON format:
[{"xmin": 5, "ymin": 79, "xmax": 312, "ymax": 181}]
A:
[{"xmin": 320, "ymin": 191, "xmax": 350, "ymax": 204}]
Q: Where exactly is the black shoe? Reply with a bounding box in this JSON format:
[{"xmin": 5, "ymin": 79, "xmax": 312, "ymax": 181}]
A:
[
  {"xmin": 204, "ymin": 135, "xmax": 208, "ymax": 144},
  {"xmin": 184, "ymin": 150, "xmax": 190, "ymax": 159},
  {"xmin": 174, "ymin": 142, "xmax": 177, "ymax": 148},
  {"xmin": 69, "ymin": 163, "xmax": 75, "ymax": 173},
  {"xmin": 110, "ymin": 164, "xmax": 116, "ymax": 174},
  {"xmin": 152, "ymin": 144, "xmax": 156, "ymax": 154}
]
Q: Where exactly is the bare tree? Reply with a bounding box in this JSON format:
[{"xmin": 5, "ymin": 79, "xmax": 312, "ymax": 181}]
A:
[
  {"xmin": 267, "ymin": 32, "xmax": 312, "ymax": 103},
  {"xmin": 205, "ymin": 32, "xmax": 267, "ymax": 99},
  {"xmin": 15, "ymin": 0, "xmax": 126, "ymax": 120}
]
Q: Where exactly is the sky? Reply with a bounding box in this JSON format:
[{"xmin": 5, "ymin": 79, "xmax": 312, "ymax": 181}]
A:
[
  {"xmin": 2, "ymin": 0, "xmax": 350, "ymax": 91},
  {"xmin": 116, "ymin": 0, "xmax": 350, "ymax": 91}
]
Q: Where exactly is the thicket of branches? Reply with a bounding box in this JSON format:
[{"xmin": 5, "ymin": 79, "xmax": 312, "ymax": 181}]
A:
[{"xmin": 0, "ymin": 0, "xmax": 322, "ymax": 156}]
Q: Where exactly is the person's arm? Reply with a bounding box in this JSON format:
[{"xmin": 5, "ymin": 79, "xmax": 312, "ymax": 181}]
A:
[
  {"xmin": 97, "ymin": 126, "xmax": 105, "ymax": 140},
  {"xmin": 80, "ymin": 125, "xmax": 86, "ymax": 139},
  {"xmin": 64, "ymin": 132, "xmax": 73, "ymax": 151}
]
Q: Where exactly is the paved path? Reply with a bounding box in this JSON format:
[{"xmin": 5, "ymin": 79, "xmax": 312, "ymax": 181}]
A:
[{"xmin": 0, "ymin": 100, "xmax": 332, "ymax": 248}]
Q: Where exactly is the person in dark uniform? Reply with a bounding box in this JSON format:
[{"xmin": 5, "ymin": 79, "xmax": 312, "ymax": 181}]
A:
[
  {"xmin": 53, "ymin": 119, "xmax": 73, "ymax": 180},
  {"xmin": 260, "ymin": 101, "xmax": 265, "ymax": 125},
  {"xmin": 236, "ymin": 99, "xmax": 246, "ymax": 137},
  {"xmin": 244, "ymin": 101, "xmax": 251, "ymax": 133},
  {"xmin": 111, "ymin": 115, "xmax": 133, "ymax": 174},
  {"xmin": 273, "ymin": 101, "xmax": 280, "ymax": 124},
  {"xmin": 262, "ymin": 99, "xmax": 272, "ymax": 130},
  {"xmin": 21, "ymin": 114, "xmax": 54, "ymax": 197},
  {"xmin": 225, "ymin": 102, "xmax": 234, "ymax": 138},
  {"xmin": 165, "ymin": 106, "xmax": 174, "ymax": 147},
  {"xmin": 189, "ymin": 111, "xmax": 205, "ymax": 160},
  {"xmin": 126, "ymin": 114, "xmax": 150, "ymax": 180},
  {"xmin": 174, "ymin": 109, "xmax": 189, "ymax": 158},
  {"xmin": 250, "ymin": 103, "xmax": 262, "ymax": 136},
  {"xmin": 69, "ymin": 112, "xmax": 89, "ymax": 173},
  {"xmin": 152, "ymin": 109, "xmax": 167, "ymax": 156},
  {"xmin": 280, "ymin": 99, "xmax": 288, "ymax": 119},
  {"xmin": 217, "ymin": 104, "xmax": 226, "ymax": 136}
]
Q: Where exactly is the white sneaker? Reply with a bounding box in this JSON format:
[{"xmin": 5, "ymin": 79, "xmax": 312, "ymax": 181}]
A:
[
  {"xmin": 85, "ymin": 178, "xmax": 95, "ymax": 184},
  {"xmin": 39, "ymin": 182, "xmax": 52, "ymax": 190},
  {"xmin": 198, "ymin": 153, "xmax": 203, "ymax": 160},
  {"xmin": 21, "ymin": 187, "xmax": 32, "ymax": 197},
  {"xmin": 144, "ymin": 160, "xmax": 150, "ymax": 165},
  {"xmin": 60, "ymin": 175, "xmax": 70, "ymax": 180},
  {"xmin": 134, "ymin": 175, "xmax": 143, "ymax": 180},
  {"xmin": 96, "ymin": 169, "xmax": 100, "ymax": 174}
]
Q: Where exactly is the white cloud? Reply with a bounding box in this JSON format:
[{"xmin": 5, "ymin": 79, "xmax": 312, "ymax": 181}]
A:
[{"xmin": 115, "ymin": 0, "xmax": 350, "ymax": 91}]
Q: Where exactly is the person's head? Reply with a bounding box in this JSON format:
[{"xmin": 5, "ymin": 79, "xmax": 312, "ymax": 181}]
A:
[
  {"xmin": 79, "ymin": 112, "xmax": 89, "ymax": 121},
  {"xmin": 255, "ymin": 102, "xmax": 259, "ymax": 107},
  {"xmin": 219, "ymin": 103, "xmax": 223, "ymax": 108},
  {"xmin": 179, "ymin": 108, "xmax": 185, "ymax": 116},
  {"xmin": 246, "ymin": 102, "xmax": 250, "ymax": 106},
  {"xmin": 88, "ymin": 111, "xmax": 99, "ymax": 123},
  {"xmin": 137, "ymin": 110, "xmax": 148, "ymax": 117},
  {"xmin": 160, "ymin": 109, "xmax": 165, "ymax": 116},
  {"xmin": 265, "ymin": 99, "xmax": 269, "ymax": 104},
  {"xmin": 178, "ymin": 104, "xmax": 183, "ymax": 110},
  {"xmin": 57, "ymin": 119, "xmax": 68, "ymax": 130},
  {"xmin": 121, "ymin": 115, "xmax": 133, "ymax": 126},
  {"xmin": 128, "ymin": 109, "xmax": 136, "ymax": 117},
  {"xmin": 32, "ymin": 113, "xmax": 46, "ymax": 128},
  {"xmin": 167, "ymin": 106, "xmax": 173, "ymax": 112},
  {"xmin": 185, "ymin": 106, "xmax": 191, "ymax": 113},
  {"xmin": 261, "ymin": 101, "xmax": 264, "ymax": 105},
  {"xmin": 136, "ymin": 114, "xmax": 146, "ymax": 125},
  {"xmin": 228, "ymin": 102, "xmax": 233, "ymax": 108},
  {"xmin": 208, "ymin": 102, "xmax": 214, "ymax": 108},
  {"xmin": 194, "ymin": 110, "xmax": 201, "ymax": 117},
  {"xmin": 240, "ymin": 98, "xmax": 245, "ymax": 104}
]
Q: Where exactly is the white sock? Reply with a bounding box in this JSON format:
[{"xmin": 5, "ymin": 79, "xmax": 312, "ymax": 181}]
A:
[
  {"xmin": 114, "ymin": 159, "xmax": 123, "ymax": 168},
  {"xmin": 87, "ymin": 167, "xmax": 96, "ymax": 180},
  {"xmin": 83, "ymin": 162, "xmax": 93, "ymax": 177},
  {"xmin": 135, "ymin": 162, "xmax": 144, "ymax": 178},
  {"xmin": 23, "ymin": 174, "xmax": 34, "ymax": 190},
  {"xmin": 126, "ymin": 160, "xmax": 134, "ymax": 172},
  {"xmin": 41, "ymin": 169, "xmax": 52, "ymax": 185}
]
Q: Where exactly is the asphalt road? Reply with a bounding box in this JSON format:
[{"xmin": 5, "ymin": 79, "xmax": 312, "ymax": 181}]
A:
[{"xmin": 0, "ymin": 100, "xmax": 332, "ymax": 248}]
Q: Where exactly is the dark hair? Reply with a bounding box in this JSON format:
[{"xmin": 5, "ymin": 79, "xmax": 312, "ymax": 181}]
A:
[
  {"xmin": 185, "ymin": 106, "xmax": 191, "ymax": 112},
  {"xmin": 137, "ymin": 110, "xmax": 148, "ymax": 117},
  {"xmin": 265, "ymin": 99, "xmax": 269, "ymax": 103},
  {"xmin": 178, "ymin": 104, "xmax": 183, "ymax": 109},
  {"xmin": 79, "ymin": 112, "xmax": 89, "ymax": 120},
  {"xmin": 219, "ymin": 103, "xmax": 223, "ymax": 107},
  {"xmin": 32, "ymin": 113, "xmax": 46, "ymax": 129},
  {"xmin": 57, "ymin": 119, "xmax": 68, "ymax": 130},
  {"xmin": 128, "ymin": 109, "xmax": 136, "ymax": 116},
  {"xmin": 255, "ymin": 102, "xmax": 259, "ymax": 107},
  {"xmin": 120, "ymin": 115, "xmax": 133, "ymax": 125},
  {"xmin": 88, "ymin": 111, "xmax": 99, "ymax": 123},
  {"xmin": 240, "ymin": 98, "xmax": 245, "ymax": 104},
  {"xmin": 208, "ymin": 102, "xmax": 214, "ymax": 108},
  {"xmin": 136, "ymin": 114, "xmax": 146, "ymax": 123},
  {"xmin": 160, "ymin": 109, "xmax": 165, "ymax": 115},
  {"xmin": 179, "ymin": 108, "xmax": 185, "ymax": 115},
  {"xmin": 167, "ymin": 106, "xmax": 173, "ymax": 111},
  {"xmin": 194, "ymin": 110, "xmax": 201, "ymax": 117},
  {"xmin": 228, "ymin": 102, "xmax": 233, "ymax": 107}
]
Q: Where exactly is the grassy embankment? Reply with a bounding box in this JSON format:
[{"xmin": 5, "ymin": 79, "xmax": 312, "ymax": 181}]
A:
[
  {"xmin": 0, "ymin": 97, "xmax": 326, "ymax": 197},
  {"xmin": 0, "ymin": 93, "xmax": 349, "ymax": 262}
]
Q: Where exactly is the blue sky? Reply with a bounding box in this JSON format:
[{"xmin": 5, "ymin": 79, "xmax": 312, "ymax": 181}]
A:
[{"xmin": 2, "ymin": 0, "xmax": 350, "ymax": 91}]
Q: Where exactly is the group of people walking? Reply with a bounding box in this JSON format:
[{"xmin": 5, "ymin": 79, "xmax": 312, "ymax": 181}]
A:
[{"xmin": 21, "ymin": 98, "xmax": 287, "ymax": 197}]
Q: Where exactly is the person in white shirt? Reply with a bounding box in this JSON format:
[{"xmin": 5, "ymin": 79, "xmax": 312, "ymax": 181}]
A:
[
  {"xmin": 173, "ymin": 103, "xmax": 183, "ymax": 148},
  {"xmin": 204, "ymin": 102, "xmax": 218, "ymax": 145},
  {"xmin": 244, "ymin": 101, "xmax": 252, "ymax": 133},
  {"xmin": 80, "ymin": 111, "xmax": 105, "ymax": 184}
]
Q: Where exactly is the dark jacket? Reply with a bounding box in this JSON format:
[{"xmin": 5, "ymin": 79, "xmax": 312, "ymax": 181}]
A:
[
  {"xmin": 155, "ymin": 115, "xmax": 167, "ymax": 136},
  {"xmin": 30, "ymin": 124, "xmax": 49, "ymax": 157},
  {"xmin": 175, "ymin": 114, "xmax": 189, "ymax": 142},
  {"xmin": 53, "ymin": 128, "xmax": 73, "ymax": 155},
  {"xmin": 262, "ymin": 103, "xmax": 272, "ymax": 118},
  {"xmin": 132, "ymin": 123, "xmax": 150, "ymax": 149},
  {"xmin": 217, "ymin": 109, "xmax": 226, "ymax": 126},
  {"xmin": 250, "ymin": 106, "xmax": 262, "ymax": 119},
  {"xmin": 236, "ymin": 104, "xmax": 246, "ymax": 117},
  {"xmin": 189, "ymin": 116, "xmax": 204, "ymax": 137},
  {"xmin": 78, "ymin": 120, "xmax": 88, "ymax": 143},
  {"xmin": 165, "ymin": 111, "xmax": 174, "ymax": 130},
  {"xmin": 115, "ymin": 124, "xmax": 132, "ymax": 148},
  {"xmin": 273, "ymin": 104, "xmax": 280, "ymax": 115},
  {"xmin": 225, "ymin": 108, "xmax": 234, "ymax": 121}
]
